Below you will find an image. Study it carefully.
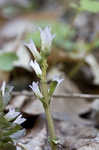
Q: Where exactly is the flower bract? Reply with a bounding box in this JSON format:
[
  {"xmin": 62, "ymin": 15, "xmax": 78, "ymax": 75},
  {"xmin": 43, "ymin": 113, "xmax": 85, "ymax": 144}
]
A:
[{"xmin": 39, "ymin": 26, "xmax": 55, "ymax": 53}]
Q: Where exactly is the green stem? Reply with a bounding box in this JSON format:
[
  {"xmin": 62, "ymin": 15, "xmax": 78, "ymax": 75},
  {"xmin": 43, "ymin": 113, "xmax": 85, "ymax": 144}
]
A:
[
  {"xmin": 41, "ymin": 59, "xmax": 57, "ymax": 150},
  {"xmin": 45, "ymin": 106, "xmax": 57, "ymax": 150}
]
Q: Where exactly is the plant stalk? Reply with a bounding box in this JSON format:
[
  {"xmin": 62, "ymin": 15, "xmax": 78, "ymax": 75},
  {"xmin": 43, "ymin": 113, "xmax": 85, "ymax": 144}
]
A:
[
  {"xmin": 45, "ymin": 106, "xmax": 57, "ymax": 150},
  {"xmin": 41, "ymin": 59, "xmax": 57, "ymax": 150}
]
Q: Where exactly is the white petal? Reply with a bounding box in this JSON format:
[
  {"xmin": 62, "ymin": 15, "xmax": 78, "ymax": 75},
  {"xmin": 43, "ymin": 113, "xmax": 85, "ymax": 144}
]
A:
[
  {"xmin": 14, "ymin": 115, "xmax": 26, "ymax": 125},
  {"xmin": 52, "ymin": 76, "xmax": 64, "ymax": 86},
  {"xmin": 29, "ymin": 82, "xmax": 43, "ymax": 98},
  {"xmin": 30, "ymin": 60, "xmax": 42, "ymax": 77},
  {"xmin": 25, "ymin": 40, "xmax": 41, "ymax": 61},
  {"xmin": 5, "ymin": 108, "xmax": 20, "ymax": 121},
  {"xmin": 1, "ymin": 81, "xmax": 6, "ymax": 96},
  {"xmin": 39, "ymin": 26, "xmax": 55, "ymax": 52}
]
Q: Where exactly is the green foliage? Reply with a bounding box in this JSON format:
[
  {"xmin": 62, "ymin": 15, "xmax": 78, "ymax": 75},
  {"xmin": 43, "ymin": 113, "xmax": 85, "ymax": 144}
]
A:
[
  {"xmin": 80, "ymin": 0, "xmax": 99, "ymax": 13},
  {"xmin": 0, "ymin": 141, "xmax": 16, "ymax": 150},
  {"xmin": 0, "ymin": 84, "xmax": 25, "ymax": 150},
  {"xmin": 48, "ymin": 81, "xmax": 58, "ymax": 99},
  {"xmin": 0, "ymin": 52, "xmax": 18, "ymax": 71},
  {"xmin": 26, "ymin": 21, "xmax": 76, "ymax": 51}
]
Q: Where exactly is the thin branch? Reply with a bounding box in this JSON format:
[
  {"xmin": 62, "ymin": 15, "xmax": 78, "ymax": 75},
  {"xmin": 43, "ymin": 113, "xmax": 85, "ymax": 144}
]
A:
[{"xmin": 12, "ymin": 91, "xmax": 99, "ymax": 99}]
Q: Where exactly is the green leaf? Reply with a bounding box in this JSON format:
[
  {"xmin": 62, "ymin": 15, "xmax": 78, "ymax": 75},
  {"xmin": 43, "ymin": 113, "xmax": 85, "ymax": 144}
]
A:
[
  {"xmin": 0, "ymin": 52, "xmax": 18, "ymax": 71},
  {"xmin": 2, "ymin": 124, "xmax": 21, "ymax": 137},
  {"xmin": 48, "ymin": 81, "xmax": 57, "ymax": 99},
  {"xmin": 0, "ymin": 116, "xmax": 11, "ymax": 129},
  {"xmin": 0, "ymin": 143, "xmax": 16, "ymax": 150},
  {"xmin": 80, "ymin": 0, "xmax": 99, "ymax": 13},
  {"xmin": 0, "ymin": 96, "xmax": 4, "ymax": 112}
]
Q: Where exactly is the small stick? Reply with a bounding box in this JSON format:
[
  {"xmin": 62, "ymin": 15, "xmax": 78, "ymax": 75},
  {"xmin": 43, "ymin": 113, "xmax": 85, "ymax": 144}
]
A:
[{"xmin": 12, "ymin": 91, "xmax": 99, "ymax": 99}]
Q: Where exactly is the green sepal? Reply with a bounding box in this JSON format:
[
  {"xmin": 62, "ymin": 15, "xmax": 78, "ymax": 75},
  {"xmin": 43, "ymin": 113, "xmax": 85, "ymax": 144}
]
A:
[{"xmin": 48, "ymin": 81, "xmax": 57, "ymax": 103}]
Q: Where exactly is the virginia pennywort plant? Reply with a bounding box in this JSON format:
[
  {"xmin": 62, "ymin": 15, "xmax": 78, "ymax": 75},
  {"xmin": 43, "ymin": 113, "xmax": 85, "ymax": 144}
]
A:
[{"xmin": 25, "ymin": 26, "xmax": 63, "ymax": 150}]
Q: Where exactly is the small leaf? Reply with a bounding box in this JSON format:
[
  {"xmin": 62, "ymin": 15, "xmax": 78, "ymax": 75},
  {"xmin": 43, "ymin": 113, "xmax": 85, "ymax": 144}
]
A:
[
  {"xmin": 2, "ymin": 124, "xmax": 21, "ymax": 137},
  {"xmin": 0, "ymin": 52, "xmax": 18, "ymax": 71},
  {"xmin": 0, "ymin": 116, "xmax": 11, "ymax": 129},
  {"xmin": 48, "ymin": 81, "xmax": 57, "ymax": 98}
]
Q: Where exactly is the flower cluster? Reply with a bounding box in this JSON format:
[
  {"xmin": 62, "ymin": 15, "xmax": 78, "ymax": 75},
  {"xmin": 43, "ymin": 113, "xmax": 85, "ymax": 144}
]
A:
[
  {"xmin": 25, "ymin": 26, "xmax": 63, "ymax": 100},
  {"xmin": 1, "ymin": 81, "xmax": 26, "ymax": 125},
  {"xmin": 5, "ymin": 107, "xmax": 26, "ymax": 124},
  {"xmin": 39, "ymin": 26, "xmax": 55, "ymax": 53},
  {"xmin": 0, "ymin": 82, "xmax": 26, "ymax": 149}
]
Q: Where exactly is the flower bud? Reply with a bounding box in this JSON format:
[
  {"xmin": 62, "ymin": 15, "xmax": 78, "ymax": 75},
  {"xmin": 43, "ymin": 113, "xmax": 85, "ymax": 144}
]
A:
[
  {"xmin": 25, "ymin": 39, "xmax": 41, "ymax": 61},
  {"xmin": 29, "ymin": 82, "xmax": 43, "ymax": 99},
  {"xmin": 30, "ymin": 60, "xmax": 42, "ymax": 77},
  {"xmin": 39, "ymin": 26, "xmax": 55, "ymax": 55}
]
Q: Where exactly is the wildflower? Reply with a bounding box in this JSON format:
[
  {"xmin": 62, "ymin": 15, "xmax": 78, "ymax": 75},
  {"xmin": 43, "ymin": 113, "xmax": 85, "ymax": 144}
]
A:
[
  {"xmin": 52, "ymin": 76, "xmax": 64, "ymax": 86},
  {"xmin": 13, "ymin": 115, "xmax": 26, "ymax": 125},
  {"xmin": 1, "ymin": 81, "xmax": 6, "ymax": 96},
  {"xmin": 39, "ymin": 26, "xmax": 55, "ymax": 53},
  {"xmin": 30, "ymin": 60, "xmax": 42, "ymax": 77},
  {"xmin": 5, "ymin": 108, "xmax": 20, "ymax": 121},
  {"xmin": 29, "ymin": 82, "xmax": 43, "ymax": 99},
  {"xmin": 25, "ymin": 39, "xmax": 41, "ymax": 61}
]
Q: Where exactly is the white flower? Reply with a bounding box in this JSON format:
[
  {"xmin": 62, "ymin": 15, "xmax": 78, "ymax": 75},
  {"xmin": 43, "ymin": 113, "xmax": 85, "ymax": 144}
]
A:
[
  {"xmin": 30, "ymin": 60, "xmax": 42, "ymax": 77},
  {"xmin": 52, "ymin": 76, "xmax": 64, "ymax": 86},
  {"xmin": 13, "ymin": 115, "xmax": 26, "ymax": 125},
  {"xmin": 25, "ymin": 39, "xmax": 41, "ymax": 61},
  {"xmin": 1, "ymin": 81, "xmax": 6, "ymax": 96},
  {"xmin": 29, "ymin": 82, "xmax": 43, "ymax": 99},
  {"xmin": 39, "ymin": 26, "xmax": 55, "ymax": 52},
  {"xmin": 5, "ymin": 108, "xmax": 20, "ymax": 121}
]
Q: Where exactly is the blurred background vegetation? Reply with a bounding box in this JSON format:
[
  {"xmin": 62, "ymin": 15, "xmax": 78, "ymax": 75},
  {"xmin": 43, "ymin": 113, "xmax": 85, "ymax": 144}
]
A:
[{"xmin": 0, "ymin": 0, "xmax": 99, "ymax": 93}]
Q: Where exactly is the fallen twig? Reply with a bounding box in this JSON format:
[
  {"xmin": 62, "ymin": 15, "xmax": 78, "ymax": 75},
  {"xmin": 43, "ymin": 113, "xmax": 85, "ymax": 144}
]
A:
[{"xmin": 12, "ymin": 91, "xmax": 99, "ymax": 99}]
